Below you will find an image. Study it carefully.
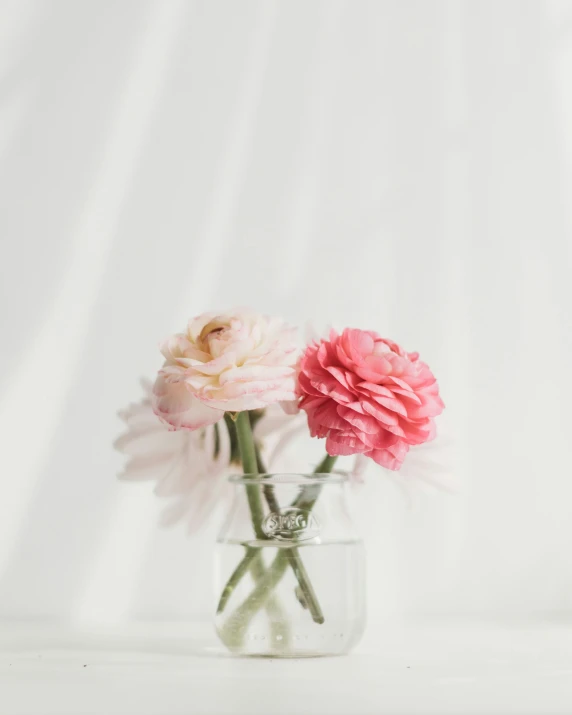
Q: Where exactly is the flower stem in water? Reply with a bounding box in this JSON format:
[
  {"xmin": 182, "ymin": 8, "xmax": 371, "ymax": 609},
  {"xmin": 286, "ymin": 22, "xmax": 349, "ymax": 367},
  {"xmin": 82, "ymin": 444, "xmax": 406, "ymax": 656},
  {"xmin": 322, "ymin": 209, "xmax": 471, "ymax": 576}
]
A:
[{"xmin": 216, "ymin": 450, "xmax": 338, "ymax": 630}]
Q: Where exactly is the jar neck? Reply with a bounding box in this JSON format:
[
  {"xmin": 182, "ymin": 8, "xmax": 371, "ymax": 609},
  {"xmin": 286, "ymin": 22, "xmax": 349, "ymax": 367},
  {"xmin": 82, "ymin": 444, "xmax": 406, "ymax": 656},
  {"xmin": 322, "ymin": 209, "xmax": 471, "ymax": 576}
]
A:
[{"xmin": 219, "ymin": 473, "xmax": 357, "ymax": 545}]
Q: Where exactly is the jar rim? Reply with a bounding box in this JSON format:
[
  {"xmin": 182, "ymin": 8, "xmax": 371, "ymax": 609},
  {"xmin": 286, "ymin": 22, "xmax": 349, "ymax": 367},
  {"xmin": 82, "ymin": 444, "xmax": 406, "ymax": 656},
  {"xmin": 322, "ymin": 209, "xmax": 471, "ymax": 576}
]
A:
[{"xmin": 228, "ymin": 472, "xmax": 348, "ymax": 485}]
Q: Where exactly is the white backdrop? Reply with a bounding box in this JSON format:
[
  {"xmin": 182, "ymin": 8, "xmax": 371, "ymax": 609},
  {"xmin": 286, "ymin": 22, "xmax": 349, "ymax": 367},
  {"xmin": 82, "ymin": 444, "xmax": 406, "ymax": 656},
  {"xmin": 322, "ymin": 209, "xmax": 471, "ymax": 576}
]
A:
[{"xmin": 1, "ymin": 0, "xmax": 572, "ymax": 626}]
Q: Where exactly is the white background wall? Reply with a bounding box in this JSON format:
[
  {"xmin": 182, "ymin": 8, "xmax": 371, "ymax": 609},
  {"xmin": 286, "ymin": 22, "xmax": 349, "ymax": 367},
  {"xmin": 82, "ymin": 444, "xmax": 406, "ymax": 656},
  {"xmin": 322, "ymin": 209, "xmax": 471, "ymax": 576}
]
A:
[{"xmin": 1, "ymin": 0, "xmax": 572, "ymax": 626}]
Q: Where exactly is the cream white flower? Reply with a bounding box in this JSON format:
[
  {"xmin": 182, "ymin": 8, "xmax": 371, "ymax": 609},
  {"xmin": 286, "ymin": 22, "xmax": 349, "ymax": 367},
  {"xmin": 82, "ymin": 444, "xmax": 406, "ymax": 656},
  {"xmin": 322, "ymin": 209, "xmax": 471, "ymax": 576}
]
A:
[{"xmin": 153, "ymin": 310, "xmax": 299, "ymax": 431}]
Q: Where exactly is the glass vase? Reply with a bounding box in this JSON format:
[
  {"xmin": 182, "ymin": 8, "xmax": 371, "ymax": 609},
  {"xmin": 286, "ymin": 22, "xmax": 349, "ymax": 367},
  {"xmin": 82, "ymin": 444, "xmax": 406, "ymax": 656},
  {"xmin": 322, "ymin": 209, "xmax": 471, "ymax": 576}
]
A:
[{"xmin": 214, "ymin": 473, "xmax": 366, "ymax": 657}]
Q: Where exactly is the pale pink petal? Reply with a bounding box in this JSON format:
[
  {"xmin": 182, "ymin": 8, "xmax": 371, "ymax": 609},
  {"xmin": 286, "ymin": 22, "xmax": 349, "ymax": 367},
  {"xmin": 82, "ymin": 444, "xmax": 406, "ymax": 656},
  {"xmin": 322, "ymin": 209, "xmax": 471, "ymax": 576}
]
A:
[
  {"xmin": 279, "ymin": 399, "xmax": 300, "ymax": 416},
  {"xmin": 152, "ymin": 374, "xmax": 223, "ymax": 430},
  {"xmin": 203, "ymin": 388, "xmax": 297, "ymax": 412},
  {"xmin": 218, "ymin": 364, "xmax": 294, "ymax": 385}
]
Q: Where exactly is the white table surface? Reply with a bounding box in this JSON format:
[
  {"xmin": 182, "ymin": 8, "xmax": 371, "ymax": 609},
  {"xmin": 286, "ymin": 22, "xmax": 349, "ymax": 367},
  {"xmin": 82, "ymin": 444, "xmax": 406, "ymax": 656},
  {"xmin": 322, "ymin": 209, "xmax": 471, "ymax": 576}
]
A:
[{"xmin": 1, "ymin": 621, "xmax": 572, "ymax": 715}]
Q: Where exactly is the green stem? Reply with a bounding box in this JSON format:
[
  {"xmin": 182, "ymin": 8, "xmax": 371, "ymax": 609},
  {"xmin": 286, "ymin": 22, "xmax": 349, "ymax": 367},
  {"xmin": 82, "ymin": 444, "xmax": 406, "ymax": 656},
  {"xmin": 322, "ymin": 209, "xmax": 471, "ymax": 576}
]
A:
[
  {"xmin": 218, "ymin": 411, "xmax": 299, "ymax": 648},
  {"xmin": 254, "ymin": 441, "xmax": 267, "ymax": 474},
  {"xmin": 249, "ymin": 551, "xmax": 292, "ymax": 649},
  {"xmin": 255, "ymin": 441, "xmax": 280, "ymax": 513},
  {"xmin": 217, "ymin": 548, "xmax": 292, "ymax": 650},
  {"xmin": 314, "ymin": 454, "xmax": 338, "ymax": 474},
  {"xmin": 263, "ymin": 484, "xmax": 280, "ymax": 514},
  {"xmin": 235, "ymin": 410, "xmax": 259, "ymax": 475},
  {"xmin": 280, "ymin": 455, "xmax": 337, "ymax": 626},
  {"xmin": 235, "ymin": 411, "xmax": 264, "ymax": 540},
  {"xmin": 284, "ymin": 549, "xmax": 324, "ymax": 624},
  {"xmin": 292, "ymin": 454, "xmax": 338, "ymax": 511},
  {"xmin": 219, "ymin": 551, "xmax": 290, "ymax": 647},
  {"xmin": 217, "ymin": 451, "xmax": 338, "ymax": 628},
  {"xmin": 217, "ymin": 546, "xmax": 257, "ymax": 614}
]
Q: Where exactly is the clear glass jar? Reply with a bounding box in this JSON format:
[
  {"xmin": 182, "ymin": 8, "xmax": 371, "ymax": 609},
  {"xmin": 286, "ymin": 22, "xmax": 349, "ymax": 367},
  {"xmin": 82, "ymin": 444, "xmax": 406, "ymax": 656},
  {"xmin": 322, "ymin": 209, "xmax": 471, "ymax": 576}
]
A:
[{"xmin": 214, "ymin": 473, "xmax": 366, "ymax": 657}]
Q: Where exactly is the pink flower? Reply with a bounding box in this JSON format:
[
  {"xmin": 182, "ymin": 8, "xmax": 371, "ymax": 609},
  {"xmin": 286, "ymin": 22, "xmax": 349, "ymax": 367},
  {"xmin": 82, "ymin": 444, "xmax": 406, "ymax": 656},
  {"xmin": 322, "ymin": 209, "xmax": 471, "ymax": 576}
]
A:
[
  {"xmin": 153, "ymin": 310, "xmax": 298, "ymax": 431},
  {"xmin": 297, "ymin": 329, "xmax": 444, "ymax": 470}
]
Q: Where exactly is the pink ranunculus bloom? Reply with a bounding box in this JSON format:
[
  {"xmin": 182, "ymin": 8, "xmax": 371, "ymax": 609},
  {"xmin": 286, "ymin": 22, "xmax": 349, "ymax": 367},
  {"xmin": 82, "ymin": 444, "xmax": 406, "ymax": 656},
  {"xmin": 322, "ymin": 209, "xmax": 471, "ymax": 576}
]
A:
[
  {"xmin": 297, "ymin": 329, "xmax": 444, "ymax": 470},
  {"xmin": 152, "ymin": 310, "xmax": 299, "ymax": 431}
]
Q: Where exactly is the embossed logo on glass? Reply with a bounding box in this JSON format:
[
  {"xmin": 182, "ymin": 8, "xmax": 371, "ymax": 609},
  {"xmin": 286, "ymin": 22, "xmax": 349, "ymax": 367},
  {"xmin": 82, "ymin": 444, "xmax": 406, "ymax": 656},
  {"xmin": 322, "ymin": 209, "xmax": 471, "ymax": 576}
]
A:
[{"xmin": 261, "ymin": 508, "xmax": 320, "ymax": 541}]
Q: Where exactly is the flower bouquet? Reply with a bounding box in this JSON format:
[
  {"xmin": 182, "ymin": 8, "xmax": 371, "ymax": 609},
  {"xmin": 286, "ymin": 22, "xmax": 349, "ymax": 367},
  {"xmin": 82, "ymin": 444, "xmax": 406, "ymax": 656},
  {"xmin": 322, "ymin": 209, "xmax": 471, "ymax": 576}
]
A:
[{"xmin": 117, "ymin": 310, "xmax": 444, "ymax": 656}]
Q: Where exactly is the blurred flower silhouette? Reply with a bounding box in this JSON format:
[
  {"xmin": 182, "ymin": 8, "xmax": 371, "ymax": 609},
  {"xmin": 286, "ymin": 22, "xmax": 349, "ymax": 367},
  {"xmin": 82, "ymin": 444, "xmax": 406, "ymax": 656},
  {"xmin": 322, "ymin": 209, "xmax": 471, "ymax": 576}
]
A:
[
  {"xmin": 115, "ymin": 378, "xmax": 452, "ymax": 533},
  {"xmin": 115, "ymin": 379, "xmax": 306, "ymax": 532},
  {"xmin": 353, "ymin": 424, "xmax": 456, "ymax": 501}
]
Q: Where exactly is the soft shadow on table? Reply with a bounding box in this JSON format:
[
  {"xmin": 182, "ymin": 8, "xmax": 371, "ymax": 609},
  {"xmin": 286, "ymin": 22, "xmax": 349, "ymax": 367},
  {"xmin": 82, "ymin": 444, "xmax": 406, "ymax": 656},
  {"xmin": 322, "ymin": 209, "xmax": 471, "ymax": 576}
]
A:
[{"xmin": 0, "ymin": 626, "xmax": 231, "ymax": 661}]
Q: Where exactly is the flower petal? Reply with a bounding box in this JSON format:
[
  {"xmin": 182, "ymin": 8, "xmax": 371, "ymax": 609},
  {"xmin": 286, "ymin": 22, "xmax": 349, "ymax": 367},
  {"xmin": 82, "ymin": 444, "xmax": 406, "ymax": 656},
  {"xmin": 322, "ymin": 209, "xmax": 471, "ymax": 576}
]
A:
[{"xmin": 152, "ymin": 375, "xmax": 223, "ymax": 430}]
